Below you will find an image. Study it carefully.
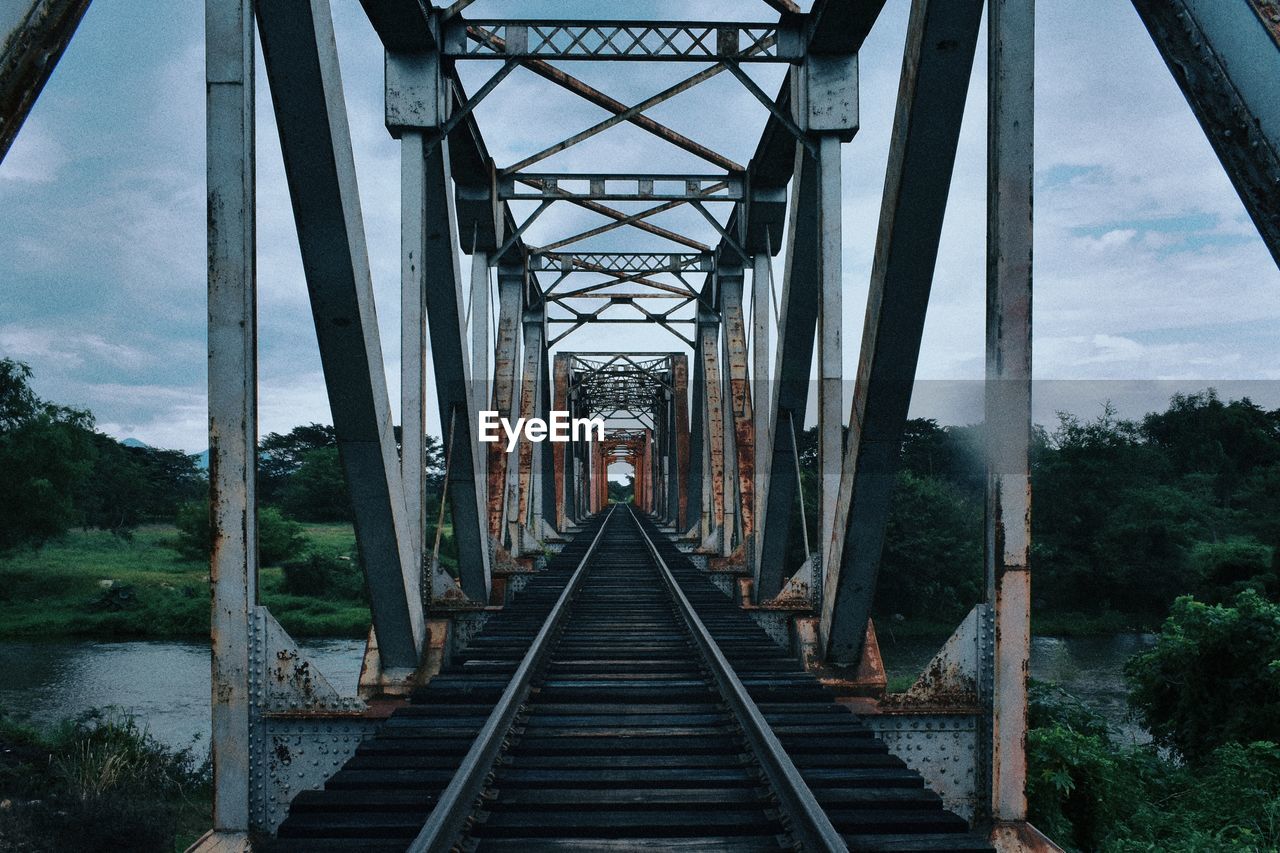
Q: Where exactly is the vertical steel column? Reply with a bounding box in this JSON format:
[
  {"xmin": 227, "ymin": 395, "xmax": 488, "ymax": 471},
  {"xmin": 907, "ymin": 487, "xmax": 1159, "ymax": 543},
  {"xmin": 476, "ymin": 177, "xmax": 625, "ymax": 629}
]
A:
[
  {"xmin": 206, "ymin": 0, "xmax": 255, "ymax": 834},
  {"xmin": 816, "ymin": 133, "xmax": 843, "ymax": 582},
  {"xmin": 470, "ymin": 252, "xmax": 490, "ymax": 443},
  {"xmin": 539, "ymin": 335, "xmax": 557, "ymax": 533},
  {"xmin": 516, "ymin": 305, "xmax": 543, "ymax": 537},
  {"xmin": 401, "ymin": 130, "xmax": 427, "ymax": 576},
  {"xmin": 698, "ymin": 304, "xmax": 728, "ymax": 553},
  {"xmin": 687, "ymin": 335, "xmax": 705, "ymax": 534},
  {"xmin": 721, "ymin": 266, "xmax": 756, "ymax": 556},
  {"xmin": 487, "ymin": 266, "xmax": 521, "ymax": 541},
  {"xmin": 751, "ymin": 254, "xmax": 771, "ymax": 562},
  {"xmin": 755, "ymin": 149, "xmax": 821, "ymax": 599},
  {"xmin": 672, "ymin": 354, "xmax": 691, "ymax": 529},
  {"xmin": 552, "ymin": 354, "xmax": 571, "ymax": 531},
  {"xmin": 987, "ymin": 0, "xmax": 1034, "ymax": 823}
]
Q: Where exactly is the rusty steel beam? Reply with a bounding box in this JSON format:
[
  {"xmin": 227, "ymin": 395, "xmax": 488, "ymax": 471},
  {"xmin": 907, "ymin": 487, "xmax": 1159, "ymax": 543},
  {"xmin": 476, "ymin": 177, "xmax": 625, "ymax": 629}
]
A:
[
  {"xmin": 257, "ymin": 0, "xmax": 424, "ymax": 667},
  {"xmin": 986, "ymin": 0, "xmax": 1034, "ymax": 825},
  {"xmin": 820, "ymin": 0, "xmax": 984, "ymax": 663},
  {"xmin": 720, "ymin": 265, "xmax": 756, "ymax": 553},
  {"xmin": 205, "ymin": 0, "xmax": 256, "ymax": 835},
  {"xmin": 553, "ymin": 354, "xmax": 571, "ymax": 531},
  {"xmin": 515, "ymin": 307, "xmax": 544, "ymax": 538},
  {"xmin": 487, "ymin": 266, "xmax": 522, "ymax": 542},
  {"xmin": 697, "ymin": 304, "xmax": 727, "ymax": 552},
  {"xmin": 672, "ymin": 354, "xmax": 691, "ymax": 529},
  {"xmin": 755, "ymin": 148, "xmax": 820, "ymax": 599},
  {"xmin": 1131, "ymin": 0, "xmax": 1280, "ymax": 268},
  {"xmin": 0, "ymin": 0, "xmax": 90, "ymax": 161}
]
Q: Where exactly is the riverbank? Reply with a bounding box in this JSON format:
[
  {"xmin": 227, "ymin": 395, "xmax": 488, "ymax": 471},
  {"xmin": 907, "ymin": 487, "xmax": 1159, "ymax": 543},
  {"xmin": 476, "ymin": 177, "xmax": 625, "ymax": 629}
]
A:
[
  {"xmin": 0, "ymin": 524, "xmax": 371, "ymax": 640},
  {"xmin": 0, "ymin": 710, "xmax": 211, "ymax": 852}
]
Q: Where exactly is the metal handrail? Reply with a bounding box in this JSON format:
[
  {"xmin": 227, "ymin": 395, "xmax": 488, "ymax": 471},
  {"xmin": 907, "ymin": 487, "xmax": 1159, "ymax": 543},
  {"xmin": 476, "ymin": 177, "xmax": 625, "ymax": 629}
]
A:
[
  {"xmin": 408, "ymin": 505, "xmax": 617, "ymax": 853},
  {"xmin": 626, "ymin": 505, "xmax": 848, "ymax": 853}
]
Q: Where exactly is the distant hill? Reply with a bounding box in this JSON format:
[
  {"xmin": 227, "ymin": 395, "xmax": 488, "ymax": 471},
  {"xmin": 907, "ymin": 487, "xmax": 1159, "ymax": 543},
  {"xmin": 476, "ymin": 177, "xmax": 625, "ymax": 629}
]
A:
[
  {"xmin": 120, "ymin": 437, "xmax": 150, "ymax": 448},
  {"xmin": 196, "ymin": 448, "xmax": 209, "ymax": 470}
]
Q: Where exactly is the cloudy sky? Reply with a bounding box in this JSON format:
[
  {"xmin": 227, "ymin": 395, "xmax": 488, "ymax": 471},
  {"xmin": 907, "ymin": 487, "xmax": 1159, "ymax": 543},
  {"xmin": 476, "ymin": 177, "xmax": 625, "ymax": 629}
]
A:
[{"xmin": 2, "ymin": 0, "xmax": 1278, "ymax": 453}]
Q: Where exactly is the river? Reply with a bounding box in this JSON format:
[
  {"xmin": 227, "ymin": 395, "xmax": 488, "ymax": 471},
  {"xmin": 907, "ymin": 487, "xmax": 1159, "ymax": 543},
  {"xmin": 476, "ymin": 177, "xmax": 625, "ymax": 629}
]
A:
[{"xmin": 0, "ymin": 633, "xmax": 1155, "ymax": 754}]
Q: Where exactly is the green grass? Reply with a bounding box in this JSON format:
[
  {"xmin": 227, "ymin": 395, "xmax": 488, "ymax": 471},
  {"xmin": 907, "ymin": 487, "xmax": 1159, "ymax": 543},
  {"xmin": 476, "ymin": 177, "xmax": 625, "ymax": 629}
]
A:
[{"xmin": 0, "ymin": 523, "xmax": 371, "ymax": 640}]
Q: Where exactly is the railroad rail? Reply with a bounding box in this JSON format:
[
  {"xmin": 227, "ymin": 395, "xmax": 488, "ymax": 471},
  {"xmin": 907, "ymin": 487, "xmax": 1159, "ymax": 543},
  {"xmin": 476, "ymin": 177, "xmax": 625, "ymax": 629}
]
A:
[{"xmin": 264, "ymin": 510, "xmax": 991, "ymax": 852}]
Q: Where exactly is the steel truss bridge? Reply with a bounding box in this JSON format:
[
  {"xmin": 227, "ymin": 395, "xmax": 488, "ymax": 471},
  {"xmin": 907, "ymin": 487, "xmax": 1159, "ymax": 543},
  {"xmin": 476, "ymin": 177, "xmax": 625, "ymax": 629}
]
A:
[{"xmin": 2, "ymin": 0, "xmax": 1278, "ymax": 850}]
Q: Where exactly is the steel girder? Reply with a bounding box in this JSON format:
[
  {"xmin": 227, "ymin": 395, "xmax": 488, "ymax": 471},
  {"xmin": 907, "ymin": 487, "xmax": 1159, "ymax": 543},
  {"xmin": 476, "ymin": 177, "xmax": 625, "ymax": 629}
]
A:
[
  {"xmin": 820, "ymin": 0, "xmax": 984, "ymax": 663},
  {"xmin": 206, "ymin": 0, "xmax": 256, "ymax": 834},
  {"xmin": 257, "ymin": 0, "xmax": 425, "ymax": 668},
  {"xmin": 754, "ymin": 148, "xmax": 822, "ymax": 600},
  {"xmin": 1132, "ymin": 0, "xmax": 1280, "ymax": 268},
  {"xmin": 0, "ymin": 0, "xmax": 90, "ymax": 161},
  {"xmin": 986, "ymin": 0, "xmax": 1034, "ymax": 824}
]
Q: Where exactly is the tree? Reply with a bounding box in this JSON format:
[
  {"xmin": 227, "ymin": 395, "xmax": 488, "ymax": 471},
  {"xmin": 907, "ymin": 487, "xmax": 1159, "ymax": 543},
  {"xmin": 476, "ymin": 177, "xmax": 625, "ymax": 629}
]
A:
[
  {"xmin": 174, "ymin": 501, "xmax": 305, "ymax": 565},
  {"xmin": 876, "ymin": 471, "xmax": 983, "ymax": 620},
  {"xmin": 1126, "ymin": 590, "xmax": 1280, "ymax": 762},
  {"xmin": 280, "ymin": 447, "xmax": 350, "ymax": 522},
  {"xmin": 0, "ymin": 360, "xmax": 95, "ymax": 553},
  {"xmin": 76, "ymin": 436, "xmax": 205, "ymax": 534},
  {"xmin": 258, "ymin": 423, "xmax": 337, "ymax": 505}
]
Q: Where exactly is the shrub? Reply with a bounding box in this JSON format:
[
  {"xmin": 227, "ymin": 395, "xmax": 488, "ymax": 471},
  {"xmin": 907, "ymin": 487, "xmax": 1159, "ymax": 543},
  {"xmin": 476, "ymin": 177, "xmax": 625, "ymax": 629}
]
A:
[
  {"xmin": 173, "ymin": 502, "xmax": 304, "ymax": 566},
  {"xmin": 1126, "ymin": 590, "xmax": 1280, "ymax": 762},
  {"xmin": 1188, "ymin": 537, "xmax": 1274, "ymax": 602},
  {"xmin": 281, "ymin": 550, "xmax": 366, "ymax": 600},
  {"xmin": 173, "ymin": 500, "xmax": 209, "ymax": 561},
  {"xmin": 1026, "ymin": 683, "xmax": 1280, "ymax": 852},
  {"xmin": 257, "ymin": 506, "xmax": 305, "ymax": 566},
  {"xmin": 0, "ymin": 709, "xmax": 209, "ymax": 853}
]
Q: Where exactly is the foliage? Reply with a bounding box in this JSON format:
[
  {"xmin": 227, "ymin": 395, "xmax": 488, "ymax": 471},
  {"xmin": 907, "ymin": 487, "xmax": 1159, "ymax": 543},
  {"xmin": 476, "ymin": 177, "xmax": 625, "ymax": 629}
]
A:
[
  {"xmin": 258, "ymin": 422, "xmax": 339, "ymax": 506},
  {"xmin": 0, "ymin": 359, "xmax": 95, "ymax": 553},
  {"xmin": 1126, "ymin": 590, "xmax": 1280, "ymax": 762},
  {"xmin": 1187, "ymin": 537, "xmax": 1276, "ymax": 603},
  {"xmin": 608, "ymin": 477, "xmax": 634, "ymax": 504},
  {"xmin": 76, "ymin": 433, "xmax": 205, "ymax": 535},
  {"xmin": 0, "ymin": 708, "xmax": 210, "ymax": 853},
  {"xmin": 876, "ymin": 471, "xmax": 982, "ymax": 620},
  {"xmin": 174, "ymin": 501, "xmax": 305, "ymax": 566},
  {"xmin": 281, "ymin": 549, "xmax": 366, "ymax": 601},
  {"xmin": 280, "ymin": 447, "xmax": 350, "ymax": 521},
  {"xmin": 1028, "ymin": 680, "xmax": 1280, "ymax": 852}
]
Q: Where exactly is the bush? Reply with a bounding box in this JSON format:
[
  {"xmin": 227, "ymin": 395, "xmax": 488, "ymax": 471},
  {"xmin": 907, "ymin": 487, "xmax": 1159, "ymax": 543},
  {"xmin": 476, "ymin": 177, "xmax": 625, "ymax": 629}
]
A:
[
  {"xmin": 280, "ymin": 550, "xmax": 366, "ymax": 600},
  {"xmin": 1188, "ymin": 537, "xmax": 1275, "ymax": 602},
  {"xmin": 173, "ymin": 502, "xmax": 304, "ymax": 566},
  {"xmin": 1126, "ymin": 590, "xmax": 1280, "ymax": 762},
  {"xmin": 258, "ymin": 506, "xmax": 305, "ymax": 566},
  {"xmin": 1027, "ymin": 683, "xmax": 1280, "ymax": 852},
  {"xmin": 173, "ymin": 500, "xmax": 209, "ymax": 561},
  {"xmin": 0, "ymin": 709, "xmax": 209, "ymax": 853}
]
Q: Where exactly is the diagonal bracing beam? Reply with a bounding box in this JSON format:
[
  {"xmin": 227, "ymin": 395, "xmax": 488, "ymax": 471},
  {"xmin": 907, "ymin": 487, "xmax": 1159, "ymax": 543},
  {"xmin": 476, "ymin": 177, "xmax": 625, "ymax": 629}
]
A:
[
  {"xmin": 1131, "ymin": 0, "xmax": 1280, "ymax": 268},
  {"xmin": 256, "ymin": 0, "xmax": 424, "ymax": 669},
  {"xmin": 0, "ymin": 0, "xmax": 91, "ymax": 161},
  {"xmin": 820, "ymin": 0, "xmax": 984, "ymax": 663}
]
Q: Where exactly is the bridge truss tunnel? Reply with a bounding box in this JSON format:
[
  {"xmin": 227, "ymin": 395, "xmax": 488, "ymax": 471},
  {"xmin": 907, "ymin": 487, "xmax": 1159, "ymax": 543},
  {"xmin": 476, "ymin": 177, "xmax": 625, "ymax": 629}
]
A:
[
  {"xmin": 2, "ymin": 0, "xmax": 1270, "ymax": 847},
  {"xmin": 199, "ymin": 0, "xmax": 1032, "ymax": 846}
]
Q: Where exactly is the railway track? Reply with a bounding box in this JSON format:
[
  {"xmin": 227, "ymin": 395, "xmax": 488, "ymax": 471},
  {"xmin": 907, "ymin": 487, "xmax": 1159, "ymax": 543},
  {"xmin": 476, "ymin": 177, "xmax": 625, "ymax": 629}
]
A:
[{"xmin": 267, "ymin": 507, "xmax": 992, "ymax": 852}]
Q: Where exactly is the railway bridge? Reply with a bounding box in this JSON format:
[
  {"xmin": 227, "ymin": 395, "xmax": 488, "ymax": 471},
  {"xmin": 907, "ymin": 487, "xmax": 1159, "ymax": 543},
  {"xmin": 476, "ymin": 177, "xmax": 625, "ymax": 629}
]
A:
[{"xmin": 4, "ymin": 0, "xmax": 1279, "ymax": 849}]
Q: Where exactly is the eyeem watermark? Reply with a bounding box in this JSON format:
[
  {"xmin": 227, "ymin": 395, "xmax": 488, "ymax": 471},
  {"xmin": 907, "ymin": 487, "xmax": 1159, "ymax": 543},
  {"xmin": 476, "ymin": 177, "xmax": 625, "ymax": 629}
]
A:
[{"xmin": 479, "ymin": 411, "xmax": 605, "ymax": 452}]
